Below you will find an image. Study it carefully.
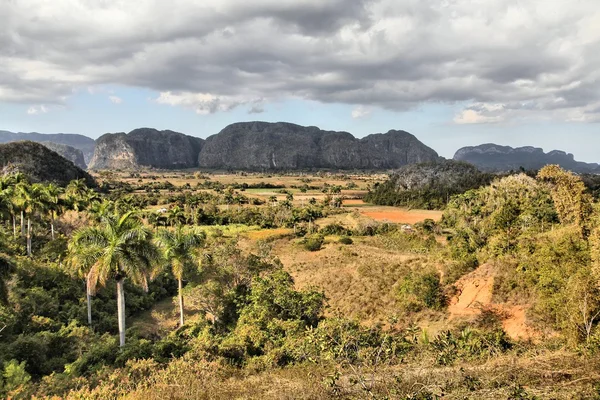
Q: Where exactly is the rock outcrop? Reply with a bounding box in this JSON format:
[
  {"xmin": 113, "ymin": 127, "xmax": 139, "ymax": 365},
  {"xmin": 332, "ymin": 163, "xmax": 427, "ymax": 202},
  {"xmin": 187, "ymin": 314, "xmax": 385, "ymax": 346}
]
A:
[
  {"xmin": 40, "ymin": 142, "xmax": 87, "ymax": 169},
  {"xmin": 0, "ymin": 141, "xmax": 95, "ymax": 186},
  {"xmin": 88, "ymin": 128, "xmax": 205, "ymax": 170},
  {"xmin": 454, "ymin": 143, "xmax": 600, "ymax": 173},
  {"xmin": 0, "ymin": 130, "xmax": 96, "ymax": 163},
  {"xmin": 198, "ymin": 122, "xmax": 439, "ymax": 170}
]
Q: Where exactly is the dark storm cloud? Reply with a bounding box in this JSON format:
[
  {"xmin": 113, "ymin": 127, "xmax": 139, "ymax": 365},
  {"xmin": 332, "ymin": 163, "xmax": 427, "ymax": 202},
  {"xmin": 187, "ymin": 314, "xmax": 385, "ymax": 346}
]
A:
[{"xmin": 1, "ymin": 0, "xmax": 599, "ymax": 122}]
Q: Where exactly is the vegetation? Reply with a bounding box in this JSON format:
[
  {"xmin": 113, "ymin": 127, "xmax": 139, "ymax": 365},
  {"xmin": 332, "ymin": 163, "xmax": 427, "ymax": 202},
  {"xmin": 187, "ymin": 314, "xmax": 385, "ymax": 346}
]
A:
[
  {"xmin": 365, "ymin": 160, "xmax": 494, "ymax": 209},
  {"xmin": 2, "ymin": 166, "xmax": 600, "ymax": 398}
]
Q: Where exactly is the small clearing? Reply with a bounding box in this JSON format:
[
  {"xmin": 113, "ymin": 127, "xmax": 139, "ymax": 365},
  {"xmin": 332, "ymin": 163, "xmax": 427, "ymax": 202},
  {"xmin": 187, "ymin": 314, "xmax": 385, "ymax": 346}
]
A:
[{"xmin": 448, "ymin": 264, "xmax": 539, "ymax": 341}]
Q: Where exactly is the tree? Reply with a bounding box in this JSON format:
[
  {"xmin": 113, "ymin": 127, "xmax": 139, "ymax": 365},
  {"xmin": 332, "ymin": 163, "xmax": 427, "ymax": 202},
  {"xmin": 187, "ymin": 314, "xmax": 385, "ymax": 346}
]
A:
[
  {"xmin": 0, "ymin": 254, "xmax": 13, "ymax": 305},
  {"xmin": 154, "ymin": 226, "xmax": 206, "ymax": 326},
  {"xmin": 0, "ymin": 176, "xmax": 17, "ymax": 237},
  {"xmin": 65, "ymin": 179, "xmax": 91, "ymax": 212},
  {"xmin": 68, "ymin": 211, "xmax": 161, "ymax": 346},
  {"xmin": 15, "ymin": 183, "xmax": 49, "ymax": 256},
  {"xmin": 44, "ymin": 183, "xmax": 64, "ymax": 240},
  {"xmin": 538, "ymin": 165, "xmax": 593, "ymax": 236},
  {"xmin": 67, "ymin": 235, "xmax": 102, "ymax": 327}
]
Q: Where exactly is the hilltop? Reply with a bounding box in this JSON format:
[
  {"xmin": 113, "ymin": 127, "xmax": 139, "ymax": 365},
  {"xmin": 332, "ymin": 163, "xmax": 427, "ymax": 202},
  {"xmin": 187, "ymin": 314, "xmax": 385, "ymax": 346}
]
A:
[
  {"xmin": 0, "ymin": 130, "xmax": 96, "ymax": 163},
  {"xmin": 0, "ymin": 141, "xmax": 95, "ymax": 186}
]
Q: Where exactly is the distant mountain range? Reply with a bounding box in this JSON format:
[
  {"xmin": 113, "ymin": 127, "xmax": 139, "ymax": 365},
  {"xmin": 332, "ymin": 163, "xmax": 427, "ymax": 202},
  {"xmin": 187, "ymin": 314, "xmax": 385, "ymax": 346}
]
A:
[
  {"xmin": 453, "ymin": 144, "xmax": 600, "ymax": 174},
  {"xmin": 2, "ymin": 124, "xmax": 600, "ymax": 174},
  {"xmin": 89, "ymin": 122, "xmax": 440, "ymax": 170}
]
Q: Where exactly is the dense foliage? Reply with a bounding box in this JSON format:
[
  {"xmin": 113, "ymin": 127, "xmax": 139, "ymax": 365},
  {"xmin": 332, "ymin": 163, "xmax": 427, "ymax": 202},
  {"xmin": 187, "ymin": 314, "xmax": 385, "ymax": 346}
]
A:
[{"xmin": 365, "ymin": 160, "xmax": 494, "ymax": 209}]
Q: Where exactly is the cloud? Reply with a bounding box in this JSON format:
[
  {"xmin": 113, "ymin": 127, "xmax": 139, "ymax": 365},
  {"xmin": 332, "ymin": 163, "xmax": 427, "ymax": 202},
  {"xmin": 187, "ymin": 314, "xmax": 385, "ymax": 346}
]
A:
[
  {"xmin": 2, "ymin": 0, "xmax": 600, "ymax": 123},
  {"xmin": 27, "ymin": 105, "xmax": 48, "ymax": 115},
  {"xmin": 248, "ymin": 104, "xmax": 265, "ymax": 114},
  {"xmin": 108, "ymin": 95, "xmax": 123, "ymax": 104},
  {"xmin": 351, "ymin": 105, "xmax": 371, "ymax": 119}
]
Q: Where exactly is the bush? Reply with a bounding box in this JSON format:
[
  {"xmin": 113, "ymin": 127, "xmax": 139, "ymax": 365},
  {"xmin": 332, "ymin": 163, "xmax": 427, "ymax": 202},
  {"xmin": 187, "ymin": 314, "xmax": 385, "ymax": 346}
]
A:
[
  {"xmin": 303, "ymin": 235, "xmax": 324, "ymax": 252},
  {"xmin": 319, "ymin": 223, "xmax": 350, "ymax": 236},
  {"xmin": 339, "ymin": 236, "xmax": 353, "ymax": 245},
  {"xmin": 397, "ymin": 270, "xmax": 446, "ymax": 312}
]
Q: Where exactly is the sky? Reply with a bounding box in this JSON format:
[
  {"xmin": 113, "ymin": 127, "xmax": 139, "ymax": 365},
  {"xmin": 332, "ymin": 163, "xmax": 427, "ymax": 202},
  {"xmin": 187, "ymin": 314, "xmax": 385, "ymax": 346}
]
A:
[{"xmin": 1, "ymin": 0, "xmax": 599, "ymax": 161}]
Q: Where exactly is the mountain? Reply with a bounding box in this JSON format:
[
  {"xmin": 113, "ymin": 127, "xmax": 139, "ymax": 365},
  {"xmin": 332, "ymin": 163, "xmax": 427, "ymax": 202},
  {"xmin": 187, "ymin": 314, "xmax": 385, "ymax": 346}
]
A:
[
  {"xmin": 40, "ymin": 142, "xmax": 87, "ymax": 169},
  {"xmin": 88, "ymin": 128, "xmax": 205, "ymax": 170},
  {"xmin": 454, "ymin": 144, "xmax": 600, "ymax": 173},
  {"xmin": 0, "ymin": 141, "xmax": 95, "ymax": 186},
  {"xmin": 0, "ymin": 130, "xmax": 96, "ymax": 163},
  {"xmin": 197, "ymin": 121, "xmax": 439, "ymax": 170}
]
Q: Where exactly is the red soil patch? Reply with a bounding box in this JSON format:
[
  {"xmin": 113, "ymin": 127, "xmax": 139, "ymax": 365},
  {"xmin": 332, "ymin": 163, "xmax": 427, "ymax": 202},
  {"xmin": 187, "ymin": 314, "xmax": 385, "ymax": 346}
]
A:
[
  {"xmin": 343, "ymin": 199, "xmax": 365, "ymax": 205},
  {"xmin": 448, "ymin": 264, "xmax": 539, "ymax": 341},
  {"xmin": 360, "ymin": 208, "xmax": 443, "ymax": 224}
]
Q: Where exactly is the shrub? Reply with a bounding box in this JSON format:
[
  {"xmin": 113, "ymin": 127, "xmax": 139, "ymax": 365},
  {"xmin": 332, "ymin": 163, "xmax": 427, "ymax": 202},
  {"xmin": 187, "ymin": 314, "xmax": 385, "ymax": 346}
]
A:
[
  {"xmin": 303, "ymin": 235, "xmax": 324, "ymax": 252},
  {"xmin": 319, "ymin": 223, "xmax": 349, "ymax": 236},
  {"xmin": 339, "ymin": 236, "xmax": 353, "ymax": 245},
  {"xmin": 397, "ymin": 270, "xmax": 445, "ymax": 312}
]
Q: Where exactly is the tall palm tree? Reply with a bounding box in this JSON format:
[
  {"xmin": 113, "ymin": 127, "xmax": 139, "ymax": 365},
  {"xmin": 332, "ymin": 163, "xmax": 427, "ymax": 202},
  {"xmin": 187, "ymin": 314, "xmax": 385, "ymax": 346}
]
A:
[
  {"xmin": 66, "ymin": 242, "xmax": 98, "ymax": 327},
  {"xmin": 15, "ymin": 183, "xmax": 49, "ymax": 256},
  {"xmin": 0, "ymin": 173, "xmax": 27, "ymax": 237},
  {"xmin": 154, "ymin": 226, "xmax": 206, "ymax": 327},
  {"xmin": 44, "ymin": 183, "xmax": 64, "ymax": 240},
  {"xmin": 69, "ymin": 211, "xmax": 161, "ymax": 347}
]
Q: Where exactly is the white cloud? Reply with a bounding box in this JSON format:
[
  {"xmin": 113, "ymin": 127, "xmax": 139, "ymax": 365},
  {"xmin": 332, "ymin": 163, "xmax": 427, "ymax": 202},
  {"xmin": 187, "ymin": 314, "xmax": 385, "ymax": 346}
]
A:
[
  {"xmin": 1, "ymin": 0, "xmax": 600, "ymax": 124},
  {"xmin": 27, "ymin": 105, "xmax": 48, "ymax": 115},
  {"xmin": 109, "ymin": 95, "xmax": 123, "ymax": 104},
  {"xmin": 351, "ymin": 105, "xmax": 371, "ymax": 119}
]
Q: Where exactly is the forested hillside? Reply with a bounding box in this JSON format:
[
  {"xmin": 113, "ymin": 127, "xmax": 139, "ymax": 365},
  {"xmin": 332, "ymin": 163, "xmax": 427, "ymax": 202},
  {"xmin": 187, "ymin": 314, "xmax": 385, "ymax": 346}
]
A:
[{"xmin": 365, "ymin": 160, "xmax": 494, "ymax": 209}]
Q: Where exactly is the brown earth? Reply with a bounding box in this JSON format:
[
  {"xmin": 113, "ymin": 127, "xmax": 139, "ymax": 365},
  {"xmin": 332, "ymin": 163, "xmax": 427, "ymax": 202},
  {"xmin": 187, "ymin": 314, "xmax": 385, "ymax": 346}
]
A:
[
  {"xmin": 448, "ymin": 264, "xmax": 539, "ymax": 341},
  {"xmin": 359, "ymin": 207, "xmax": 443, "ymax": 224}
]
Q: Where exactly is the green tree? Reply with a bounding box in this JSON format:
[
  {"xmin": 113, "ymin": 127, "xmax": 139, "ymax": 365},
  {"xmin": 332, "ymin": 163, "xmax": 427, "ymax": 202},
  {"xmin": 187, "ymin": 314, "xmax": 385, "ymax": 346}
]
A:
[
  {"xmin": 538, "ymin": 165, "xmax": 593, "ymax": 235},
  {"xmin": 0, "ymin": 254, "xmax": 13, "ymax": 305},
  {"xmin": 65, "ymin": 179, "xmax": 91, "ymax": 212},
  {"xmin": 44, "ymin": 183, "xmax": 64, "ymax": 240},
  {"xmin": 15, "ymin": 183, "xmax": 49, "ymax": 256},
  {"xmin": 69, "ymin": 211, "xmax": 161, "ymax": 346},
  {"xmin": 154, "ymin": 226, "xmax": 206, "ymax": 327},
  {"xmin": 1, "ymin": 360, "xmax": 31, "ymax": 395}
]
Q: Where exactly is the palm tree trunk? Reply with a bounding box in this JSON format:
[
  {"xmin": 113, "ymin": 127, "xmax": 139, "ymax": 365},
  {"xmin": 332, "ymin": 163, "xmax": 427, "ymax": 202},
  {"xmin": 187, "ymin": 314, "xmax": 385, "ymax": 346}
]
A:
[
  {"xmin": 12, "ymin": 215, "xmax": 16, "ymax": 238},
  {"xmin": 86, "ymin": 275, "xmax": 93, "ymax": 327},
  {"xmin": 26, "ymin": 218, "xmax": 31, "ymax": 256},
  {"xmin": 87, "ymin": 290, "xmax": 93, "ymax": 327},
  {"xmin": 51, "ymin": 213, "xmax": 55, "ymax": 240},
  {"xmin": 117, "ymin": 278, "xmax": 126, "ymax": 347},
  {"xmin": 178, "ymin": 278, "xmax": 185, "ymax": 327},
  {"xmin": 20, "ymin": 211, "xmax": 25, "ymax": 236}
]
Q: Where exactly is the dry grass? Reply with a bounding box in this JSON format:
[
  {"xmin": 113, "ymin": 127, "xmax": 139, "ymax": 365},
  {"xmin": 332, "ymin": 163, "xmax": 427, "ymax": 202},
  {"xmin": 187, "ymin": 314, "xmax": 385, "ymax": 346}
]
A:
[
  {"xmin": 112, "ymin": 350, "xmax": 600, "ymax": 400},
  {"xmin": 267, "ymin": 235, "xmax": 435, "ymax": 325}
]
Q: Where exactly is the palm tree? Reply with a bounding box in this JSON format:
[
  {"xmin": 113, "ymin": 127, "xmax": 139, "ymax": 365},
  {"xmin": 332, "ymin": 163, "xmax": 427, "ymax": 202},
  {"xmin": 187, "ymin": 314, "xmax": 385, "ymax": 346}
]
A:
[
  {"xmin": 44, "ymin": 183, "xmax": 64, "ymax": 240},
  {"xmin": 66, "ymin": 242, "xmax": 99, "ymax": 327},
  {"xmin": 15, "ymin": 183, "xmax": 49, "ymax": 256},
  {"xmin": 69, "ymin": 211, "xmax": 161, "ymax": 347},
  {"xmin": 65, "ymin": 179, "xmax": 90, "ymax": 211},
  {"xmin": 0, "ymin": 180, "xmax": 16, "ymax": 237},
  {"xmin": 154, "ymin": 226, "xmax": 206, "ymax": 327}
]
